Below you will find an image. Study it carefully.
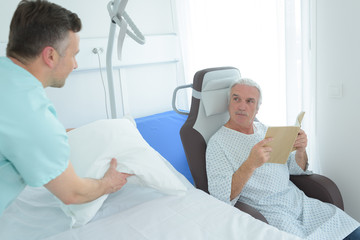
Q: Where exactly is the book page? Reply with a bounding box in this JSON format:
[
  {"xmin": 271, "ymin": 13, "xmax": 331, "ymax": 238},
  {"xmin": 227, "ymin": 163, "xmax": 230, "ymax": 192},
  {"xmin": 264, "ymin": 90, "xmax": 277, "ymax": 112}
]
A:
[
  {"xmin": 295, "ymin": 111, "xmax": 305, "ymax": 127},
  {"xmin": 264, "ymin": 111, "xmax": 305, "ymax": 164}
]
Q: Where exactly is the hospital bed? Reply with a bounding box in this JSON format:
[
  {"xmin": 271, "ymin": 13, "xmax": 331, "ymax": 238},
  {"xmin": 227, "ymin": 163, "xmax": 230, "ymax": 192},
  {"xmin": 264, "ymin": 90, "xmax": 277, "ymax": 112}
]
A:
[
  {"xmin": 0, "ymin": 111, "xmax": 300, "ymax": 240},
  {"xmin": 0, "ymin": 66, "xmax": 342, "ymax": 239}
]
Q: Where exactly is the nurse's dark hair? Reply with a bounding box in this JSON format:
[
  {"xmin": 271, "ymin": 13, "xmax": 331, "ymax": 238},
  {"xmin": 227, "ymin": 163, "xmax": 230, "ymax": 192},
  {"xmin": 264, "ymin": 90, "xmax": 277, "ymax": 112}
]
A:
[{"xmin": 6, "ymin": 0, "xmax": 82, "ymax": 64}]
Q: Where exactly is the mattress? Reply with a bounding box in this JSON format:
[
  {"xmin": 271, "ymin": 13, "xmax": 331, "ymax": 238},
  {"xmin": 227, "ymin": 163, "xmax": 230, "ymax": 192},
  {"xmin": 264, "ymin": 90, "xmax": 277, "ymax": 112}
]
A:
[
  {"xmin": 0, "ymin": 183, "xmax": 300, "ymax": 240},
  {"xmin": 0, "ymin": 111, "xmax": 300, "ymax": 239}
]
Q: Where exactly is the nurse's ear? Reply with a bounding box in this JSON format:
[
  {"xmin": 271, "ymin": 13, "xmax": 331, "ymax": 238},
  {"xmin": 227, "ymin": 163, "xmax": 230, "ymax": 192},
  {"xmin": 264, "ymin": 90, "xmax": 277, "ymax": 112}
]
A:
[{"xmin": 41, "ymin": 46, "xmax": 58, "ymax": 69}]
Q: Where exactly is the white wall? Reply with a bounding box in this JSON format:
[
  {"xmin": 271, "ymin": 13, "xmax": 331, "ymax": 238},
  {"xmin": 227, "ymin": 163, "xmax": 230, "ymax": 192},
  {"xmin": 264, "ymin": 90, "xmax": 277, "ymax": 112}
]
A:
[
  {"xmin": 0, "ymin": 0, "xmax": 188, "ymax": 128},
  {"xmin": 315, "ymin": 0, "xmax": 360, "ymax": 221}
]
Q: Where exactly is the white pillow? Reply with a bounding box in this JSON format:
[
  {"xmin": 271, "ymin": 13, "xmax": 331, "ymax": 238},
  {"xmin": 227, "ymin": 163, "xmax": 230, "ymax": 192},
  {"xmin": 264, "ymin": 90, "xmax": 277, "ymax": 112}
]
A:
[{"xmin": 61, "ymin": 117, "xmax": 188, "ymax": 227}]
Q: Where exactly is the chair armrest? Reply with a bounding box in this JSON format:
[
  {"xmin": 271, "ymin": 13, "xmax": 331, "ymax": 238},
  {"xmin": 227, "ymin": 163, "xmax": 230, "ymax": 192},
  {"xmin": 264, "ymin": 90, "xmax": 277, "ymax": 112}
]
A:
[
  {"xmin": 233, "ymin": 174, "xmax": 344, "ymax": 224},
  {"xmin": 234, "ymin": 201, "xmax": 268, "ymax": 223},
  {"xmin": 290, "ymin": 174, "xmax": 344, "ymax": 210}
]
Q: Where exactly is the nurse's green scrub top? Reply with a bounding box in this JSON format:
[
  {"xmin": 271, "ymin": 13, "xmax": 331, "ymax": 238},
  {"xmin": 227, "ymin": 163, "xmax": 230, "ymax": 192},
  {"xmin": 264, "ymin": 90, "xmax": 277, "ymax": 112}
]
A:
[{"xmin": 0, "ymin": 57, "xmax": 69, "ymax": 215}]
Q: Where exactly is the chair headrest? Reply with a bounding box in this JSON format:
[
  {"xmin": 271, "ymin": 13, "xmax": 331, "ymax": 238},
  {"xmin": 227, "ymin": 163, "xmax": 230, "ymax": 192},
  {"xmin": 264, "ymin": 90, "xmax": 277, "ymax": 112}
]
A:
[{"xmin": 191, "ymin": 67, "xmax": 241, "ymax": 143}]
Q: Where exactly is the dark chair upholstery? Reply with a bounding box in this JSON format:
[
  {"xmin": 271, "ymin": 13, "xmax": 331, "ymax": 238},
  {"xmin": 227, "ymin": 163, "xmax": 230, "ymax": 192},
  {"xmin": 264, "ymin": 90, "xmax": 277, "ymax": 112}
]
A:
[
  {"xmin": 290, "ymin": 175, "xmax": 343, "ymax": 210},
  {"xmin": 180, "ymin": 67, "xmax": 344, "ymax": 223}
]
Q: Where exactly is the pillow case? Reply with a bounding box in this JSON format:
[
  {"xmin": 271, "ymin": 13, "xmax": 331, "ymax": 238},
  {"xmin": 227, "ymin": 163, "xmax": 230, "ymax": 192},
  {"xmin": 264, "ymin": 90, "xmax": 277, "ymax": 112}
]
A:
[{"xmin": 61, "ymin": 117, "xmax": 188, "ymax": 227}]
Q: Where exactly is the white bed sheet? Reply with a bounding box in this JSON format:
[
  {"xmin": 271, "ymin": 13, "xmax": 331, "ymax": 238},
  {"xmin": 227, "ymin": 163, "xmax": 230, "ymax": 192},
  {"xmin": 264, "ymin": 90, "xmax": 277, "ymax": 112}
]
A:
[
  {"xmin": 0, "ymin": 183, "xmax": 300, "ymax": 240},
  {"xmin": 0, "ymin": 183, "xmax": 166, "ymax": 240}
]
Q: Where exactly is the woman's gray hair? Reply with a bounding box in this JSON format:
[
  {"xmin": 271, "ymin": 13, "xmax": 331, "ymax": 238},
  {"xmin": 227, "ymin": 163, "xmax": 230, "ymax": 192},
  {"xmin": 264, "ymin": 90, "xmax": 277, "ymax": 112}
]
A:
[{"xmin": 228, "ymin": 78, "xmax": 262, "ymax": 110}]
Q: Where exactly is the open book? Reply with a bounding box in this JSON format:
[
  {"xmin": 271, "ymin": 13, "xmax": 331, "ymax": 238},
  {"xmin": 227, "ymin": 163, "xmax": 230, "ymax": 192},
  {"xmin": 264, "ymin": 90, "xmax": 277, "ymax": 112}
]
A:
[{"xmin": 264, "ymin": 111, "xmax": 305, "ymax": 164}]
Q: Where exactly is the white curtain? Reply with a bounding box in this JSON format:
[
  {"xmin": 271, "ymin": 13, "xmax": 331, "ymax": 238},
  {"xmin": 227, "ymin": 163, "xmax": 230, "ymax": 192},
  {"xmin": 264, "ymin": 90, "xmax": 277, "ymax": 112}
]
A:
[
  {"xmin": 178, "ymin": 0, "xmax": 287, "ymax": 125},
  {"xmin": 284, "ymin": 0, "xmax": 319, "ymax": 172},
  {"xmin": 176, "ymin": 0, "xmax": 319, "ymax": 172}
]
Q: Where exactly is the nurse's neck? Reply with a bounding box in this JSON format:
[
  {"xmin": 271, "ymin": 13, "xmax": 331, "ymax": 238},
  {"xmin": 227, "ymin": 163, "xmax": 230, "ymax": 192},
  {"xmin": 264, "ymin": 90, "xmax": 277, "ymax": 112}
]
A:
[{"xmin": 9, "ymin": 56, "xmax": 47, "ymax": 88}]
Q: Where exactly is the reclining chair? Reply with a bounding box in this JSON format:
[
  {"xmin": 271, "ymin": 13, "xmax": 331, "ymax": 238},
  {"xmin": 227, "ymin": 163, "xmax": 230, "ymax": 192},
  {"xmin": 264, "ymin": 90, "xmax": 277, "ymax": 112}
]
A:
[{"xmin": 174, "ymin": 66, "xmax": 344, "ymax": 223}]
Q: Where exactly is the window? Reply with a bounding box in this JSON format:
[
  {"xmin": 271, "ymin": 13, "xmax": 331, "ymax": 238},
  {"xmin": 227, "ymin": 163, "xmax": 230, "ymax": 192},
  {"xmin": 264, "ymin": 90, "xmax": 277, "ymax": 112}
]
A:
[
  {"xmin": 181, "ymin": 0, "xmax": 287, "ymax": 125},
  {"xmin": 177, "ymin": 0, "xmax": 318, "ymax": 171}
]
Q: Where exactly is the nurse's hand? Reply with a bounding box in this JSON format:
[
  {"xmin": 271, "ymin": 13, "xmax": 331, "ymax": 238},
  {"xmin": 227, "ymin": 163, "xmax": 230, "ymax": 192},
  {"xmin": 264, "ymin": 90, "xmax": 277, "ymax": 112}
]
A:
[
  {"xmin": 101, "ymin": 158, "xmax": 133, "ymax": 194},
  {"xmin": 45, "ymin": 159, "xmax": 133, "ymax": 205}
]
